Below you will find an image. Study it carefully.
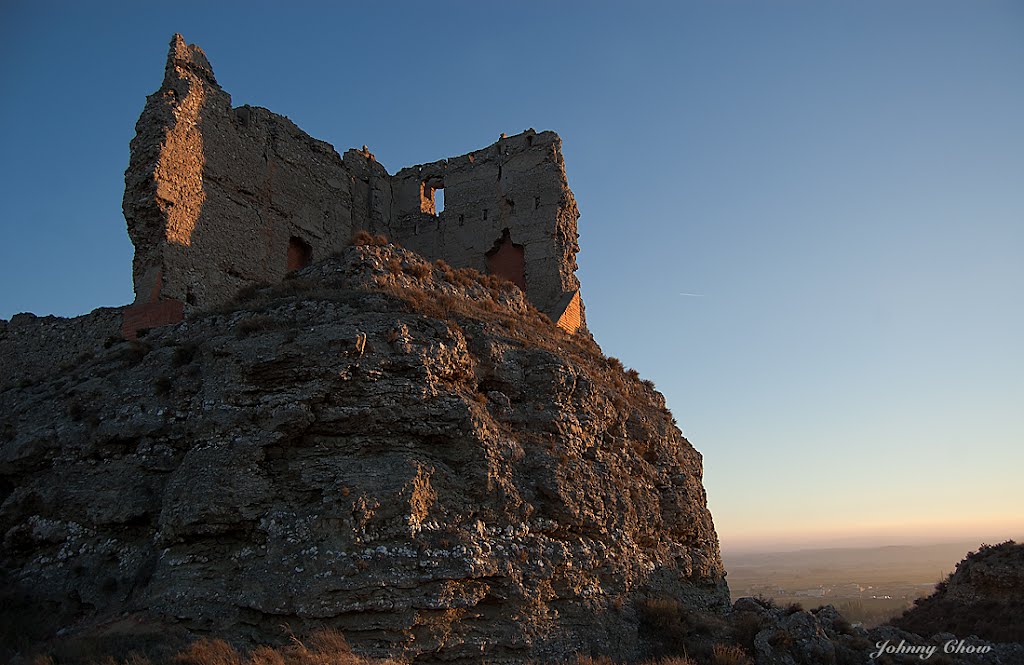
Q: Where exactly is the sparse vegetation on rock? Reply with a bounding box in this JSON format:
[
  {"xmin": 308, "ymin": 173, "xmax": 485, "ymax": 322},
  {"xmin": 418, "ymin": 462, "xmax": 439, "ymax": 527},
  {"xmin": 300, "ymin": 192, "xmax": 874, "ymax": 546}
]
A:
[
  {"xmin": 891, "ymin": 541, "xmax": 1024, "ymax": 643},
  {"xmin": 1, "ymin": 243, "xmax": 726, "ymax": 663}
]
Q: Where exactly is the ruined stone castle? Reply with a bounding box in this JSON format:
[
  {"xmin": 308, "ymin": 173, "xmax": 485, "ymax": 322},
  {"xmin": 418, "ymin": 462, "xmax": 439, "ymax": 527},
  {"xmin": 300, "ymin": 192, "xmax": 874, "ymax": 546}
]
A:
[
  {"xmin": 122, "ymin": 34, "xmax": 584, "ymax": 339},
  {"xmin": 0, "ymin": 35, "xmax": 736, "ymax": 662}
]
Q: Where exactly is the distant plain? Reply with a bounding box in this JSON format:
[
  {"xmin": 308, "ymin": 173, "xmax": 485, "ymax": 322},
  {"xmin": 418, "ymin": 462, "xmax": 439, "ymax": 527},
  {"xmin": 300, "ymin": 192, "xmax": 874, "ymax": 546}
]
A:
[{"xmin": 723, "ymin": 540, "xmax": 1007, "ymax": 626}]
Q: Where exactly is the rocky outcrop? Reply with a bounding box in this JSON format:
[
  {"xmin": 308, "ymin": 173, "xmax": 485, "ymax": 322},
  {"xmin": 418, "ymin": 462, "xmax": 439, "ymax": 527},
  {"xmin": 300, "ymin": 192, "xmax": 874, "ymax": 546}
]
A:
[
  {"xmin": 726, "ymin": 597, "xmax": 1024, "ymax": 665},
  {"xmin": 0, "ymin": 309, "xmax": 123, "ymax": 392},
  {"xmin": 0, "ymin": 243, "xmax": 726, "ymax": 662},
  {"xmin": 891, "ymin": 541, "xmax": 1024, "ymax": 644}
]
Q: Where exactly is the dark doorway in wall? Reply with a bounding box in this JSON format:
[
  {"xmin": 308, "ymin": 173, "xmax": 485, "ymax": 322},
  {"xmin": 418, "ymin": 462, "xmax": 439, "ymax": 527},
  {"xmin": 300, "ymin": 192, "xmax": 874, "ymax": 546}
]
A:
[
  {"xmin": 486, "ymin": 229, "xmax": 526, "ymax": 291},
  {"xmin": 287, "ymin": 236, "xmax": 313, "ymax": 272}
]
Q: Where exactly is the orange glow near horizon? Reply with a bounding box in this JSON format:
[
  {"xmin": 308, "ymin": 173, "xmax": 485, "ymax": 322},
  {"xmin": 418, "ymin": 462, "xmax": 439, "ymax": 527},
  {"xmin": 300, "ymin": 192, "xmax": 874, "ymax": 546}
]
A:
[{"xmin": 718, "ymin": 515, "xmax": 1023, "ymax": 553}]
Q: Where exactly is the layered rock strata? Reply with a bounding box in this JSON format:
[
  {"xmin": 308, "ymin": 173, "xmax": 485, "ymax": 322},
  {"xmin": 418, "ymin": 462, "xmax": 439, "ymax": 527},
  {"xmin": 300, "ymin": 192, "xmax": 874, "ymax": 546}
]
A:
[{"xmin": 1, "ymin": 244, "xmax": 727, "ymax": 662}]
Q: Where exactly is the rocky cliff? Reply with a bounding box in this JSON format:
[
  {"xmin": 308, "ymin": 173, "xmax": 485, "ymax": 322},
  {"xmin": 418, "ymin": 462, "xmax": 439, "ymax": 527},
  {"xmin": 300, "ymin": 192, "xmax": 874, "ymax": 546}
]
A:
[{"xmin": 1, "ymin": 242, "xmax": 728, "ymax": 662}]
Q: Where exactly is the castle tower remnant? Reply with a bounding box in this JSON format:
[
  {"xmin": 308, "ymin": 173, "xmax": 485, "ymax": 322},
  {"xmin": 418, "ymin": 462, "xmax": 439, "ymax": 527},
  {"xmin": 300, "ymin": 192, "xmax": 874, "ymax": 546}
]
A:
[{"xmin": 122, "ymin": 35, "xmax": 584, "ymax": 338}]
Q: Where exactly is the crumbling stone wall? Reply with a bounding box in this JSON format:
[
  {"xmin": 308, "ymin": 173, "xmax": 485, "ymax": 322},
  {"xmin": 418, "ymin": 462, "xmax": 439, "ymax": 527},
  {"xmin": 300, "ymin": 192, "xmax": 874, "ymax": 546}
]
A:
[
  {"xmin": 123, "ymin": 35, "xmax": 584, "ymax": 336},
  {"xmin": 124, "ymin": 35, "xmax": 386, "ymax": 330},
  {"xmin": 386, "ymin": 129, "xmax": 582, "ymax": 326}
]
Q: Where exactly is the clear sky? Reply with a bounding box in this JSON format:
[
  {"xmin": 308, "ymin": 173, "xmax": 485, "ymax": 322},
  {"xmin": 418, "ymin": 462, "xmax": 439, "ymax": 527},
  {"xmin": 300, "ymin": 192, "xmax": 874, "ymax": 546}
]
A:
[{"xmin": 1, "ymin": 1, "xmax": 1021, "ymax": 553}]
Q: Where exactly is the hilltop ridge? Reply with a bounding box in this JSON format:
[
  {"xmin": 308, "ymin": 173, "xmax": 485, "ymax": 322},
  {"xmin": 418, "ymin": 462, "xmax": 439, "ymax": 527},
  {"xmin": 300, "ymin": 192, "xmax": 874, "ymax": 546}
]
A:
[
  {"xmin": 892, "ymin": 541, "xmax": 1024, "ymax": 643},
  {"xmin": 1, "ymin": 241, "xmax": 728, "ymax": 662}
]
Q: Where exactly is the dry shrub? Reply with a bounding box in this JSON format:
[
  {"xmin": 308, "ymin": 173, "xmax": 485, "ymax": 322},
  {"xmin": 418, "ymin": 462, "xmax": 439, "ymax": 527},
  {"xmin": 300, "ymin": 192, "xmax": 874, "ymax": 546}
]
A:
[
  {"xmin": 710, "ymin": 644, "xmax": 753, "ymax": 665},
  {"xmin": 433, "ymin": 260, "xmax": 454, "ymax": 280},
  {"xmin": 572, "ymin": 657, "xmax": 616, "ymax": 665},
  {"xmin": 124, "ymin": 655, "xmax": 157, "ymax": 665},
  {"xmin": 249, "ymin": 646, "xmax": 287, "ymax": 665},
  {"xmin": 172, "ymin": 629, "xmax": 398, "ymax": 665},
  {"xmin": 400, "ymin": 261, "xmax": 432, "ymax": 280},
  {"xmin": 638, "ymin": 597, "xmax": 729, "ymax": 659},
  {"xmin": 24, "ymin": 628, "xmax": 402, "ymax": 665},
  {"xmin": 174, "ymin": 639, "xmax": 242, "ymax": 665},
  {"xmin": 831, "ymin": 615, "xmax": 854, "ymax": 636},
  {"xmin": 350, "ymin": 230, "xmax": 374, "ymax": 246},
  {"xmin": 351, "ymin": 230, "xmax": 390, "ymax": 247},
  {"xmin": 477, "ymin": 272, "xmax": 517, "ymax": 292},
  {"xmin": 730, "ymin": 612, "xmax": 766, "ymax": 654},
  {"xmin": 302, "ymin": 627, "xmax": 353, "ymax": 656}
]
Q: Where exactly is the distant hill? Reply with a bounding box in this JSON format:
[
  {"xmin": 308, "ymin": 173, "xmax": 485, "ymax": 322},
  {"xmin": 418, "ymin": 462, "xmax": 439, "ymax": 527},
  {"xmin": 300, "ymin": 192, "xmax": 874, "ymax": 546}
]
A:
[{"xmin": 725, "ymin": 540, "xmax": 1004, "ymax": 571}]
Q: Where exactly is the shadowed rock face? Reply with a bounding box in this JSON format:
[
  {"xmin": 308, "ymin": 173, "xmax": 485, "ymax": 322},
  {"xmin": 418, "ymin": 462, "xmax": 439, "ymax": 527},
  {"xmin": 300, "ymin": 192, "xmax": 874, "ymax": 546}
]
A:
[{"xmin": 0, "ymin": 245, "xmax": 728, "ymax": 662}]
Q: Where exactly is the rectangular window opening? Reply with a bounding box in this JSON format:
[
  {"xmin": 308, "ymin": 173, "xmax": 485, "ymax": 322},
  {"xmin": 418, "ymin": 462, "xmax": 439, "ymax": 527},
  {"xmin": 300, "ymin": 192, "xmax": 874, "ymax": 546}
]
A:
[{"xmin": 421, "ymin": 178, "xmax": 445, "ymax": 216}]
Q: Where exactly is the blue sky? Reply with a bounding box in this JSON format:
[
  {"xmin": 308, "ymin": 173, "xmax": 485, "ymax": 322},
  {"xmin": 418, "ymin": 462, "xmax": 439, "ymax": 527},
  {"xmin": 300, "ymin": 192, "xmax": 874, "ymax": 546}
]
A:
[{"xmin": 1, "ymin": 1, "xmax": 1021, "ymax": 552}]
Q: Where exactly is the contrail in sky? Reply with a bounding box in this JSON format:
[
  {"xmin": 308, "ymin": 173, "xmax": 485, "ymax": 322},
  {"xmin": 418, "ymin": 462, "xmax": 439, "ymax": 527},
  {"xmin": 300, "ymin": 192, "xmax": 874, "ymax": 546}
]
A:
[{"xmin": 679, "ymin": 292, "xmax": 706, "ymax": 297}]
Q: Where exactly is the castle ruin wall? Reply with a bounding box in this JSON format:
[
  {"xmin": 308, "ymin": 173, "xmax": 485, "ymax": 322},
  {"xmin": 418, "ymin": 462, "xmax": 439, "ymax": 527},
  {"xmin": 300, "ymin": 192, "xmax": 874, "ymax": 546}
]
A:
[
  {"xmin": 0, "ymin": 34, "xmax": 585, "ymax": 349},
  {"xmin": 385, "ymin": 130, "xmax": 582, "ymax": 322},
  {"xmin": 123, "ymin": 35, "xmax": 385, "ymax": 324}
]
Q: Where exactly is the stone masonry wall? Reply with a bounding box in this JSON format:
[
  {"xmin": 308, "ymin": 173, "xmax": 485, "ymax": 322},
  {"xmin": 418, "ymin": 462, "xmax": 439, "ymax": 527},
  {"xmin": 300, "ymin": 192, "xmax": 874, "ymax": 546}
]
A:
[
  {"xmin": 386, "ymin": 129, "xmax": 582, "ymax": 323},
  {"xmin": 123, "ymin": 35, "xmax": 385, "ymax": 316},
  {"xmin": 123, "ymin": 35, "xmax": 584, "ymax": 334}
]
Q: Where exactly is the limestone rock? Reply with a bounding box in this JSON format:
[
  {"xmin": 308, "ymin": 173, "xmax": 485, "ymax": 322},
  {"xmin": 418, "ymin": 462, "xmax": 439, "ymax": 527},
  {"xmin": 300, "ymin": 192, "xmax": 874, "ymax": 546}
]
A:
[
  {"xmin": 891, "ymin": 541, "xmax": 1024, "ymax": 644},
  {"xmin": 0, "ymin": 244, "xmax": 728, "ymax": 662},
  {"xmin": 726, "ymin": 595, "xmax": 1024, "ymax": 665}
]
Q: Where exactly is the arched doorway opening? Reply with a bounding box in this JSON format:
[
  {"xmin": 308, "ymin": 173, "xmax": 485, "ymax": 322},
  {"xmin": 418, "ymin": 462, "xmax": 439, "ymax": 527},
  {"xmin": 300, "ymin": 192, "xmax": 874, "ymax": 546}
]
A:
[
  {"xmin": 485, "ymin": 229, "xmax": 526, "ymax": 291},
  {"xmin": 287, "ymin": 236, "xmax": 313, "ymax": 271}
]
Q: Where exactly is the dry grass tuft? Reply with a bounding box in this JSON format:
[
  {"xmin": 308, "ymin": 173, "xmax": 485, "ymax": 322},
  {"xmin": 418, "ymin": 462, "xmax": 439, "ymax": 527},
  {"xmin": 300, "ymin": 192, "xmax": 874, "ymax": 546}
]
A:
[
  {"xmin": 350, "ymin": 230, "xmax": 390, "ymax": 247},
  {"xmin": 172, "ymin": 629, "xmax": 403, "ymax": 665},
  {"xmin": 572, "ymin": 656, "xmax": 617, "ymax": 665},
  {"xmin": 174, "ymin": 638, "xmax": 242, "ymax": 665},
  {"xmin": 710, "ymin": 644, "xmax": 753, "ymax": 665}
]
